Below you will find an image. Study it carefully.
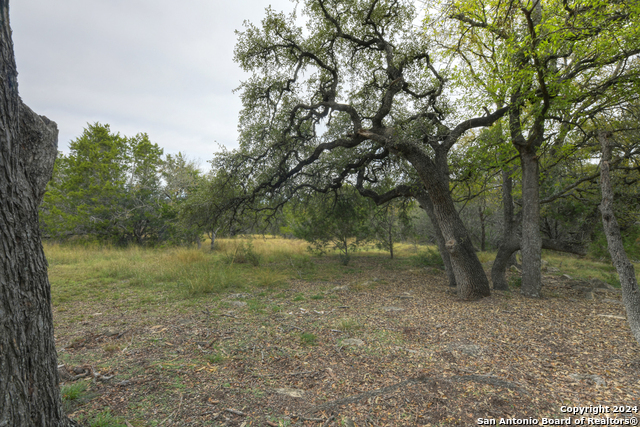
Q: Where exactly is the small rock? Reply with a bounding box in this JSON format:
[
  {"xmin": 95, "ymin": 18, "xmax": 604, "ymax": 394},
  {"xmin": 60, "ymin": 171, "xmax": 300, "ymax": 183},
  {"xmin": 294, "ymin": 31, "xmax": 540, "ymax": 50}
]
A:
[
  {"xmin": 332, "ymin": 285, "xmax": 349, "ymax": 292},
  {"xmin": 547, "ymin": 267, "xmax": 560, "ymax": 272},
  {"xmin": 104, "ymin": 329, "xmax": 120, "ymax": 337},
  {"xmin": 603, "ymin": 298, "xmax": 623, "ymax": 305},
  {"xmin": 343, "ymin": 418, "xmax": 356, "ymax": 427},
  {"xmin": 569, "ymin": 373, "xmax": 606, "ymax": 387},
  {"xmin": 228, "ymin": 293, "xmax": 248, "ymax": 299},
  {"xmin": 229, "ymin": 301, "xmax": 247, "ymax": 307},
  {"xmin": 589, "ymin": 278, "xmax": 614, "ymax": 290},
  {"xmin": 118, "ymin": 380, "xmax": 131, "ymax": 387},
  {"xmin": 382, "ymin": 306, "xmax": 404, "ymax": 312},
  {"xmin": 561, "ymin": 274, "xmax": 572, "ymax": 280},
  {"xmin": 582, "ymin": 291, "xmax": 594, "ymax": 300},
  {"xmin": 509, "ymin": 265, "xmax": 521, "ymax": 273},
  {"xmin": 274, "ymin": 387, "xmax": 304, "ymax": 398},
  {"xmin": 448, "ymin": 343, "xmax": 483, "ymax": 357},
  {"xmin": 341, "ymin": 338, "xmax": 365, "ymax": 347}
]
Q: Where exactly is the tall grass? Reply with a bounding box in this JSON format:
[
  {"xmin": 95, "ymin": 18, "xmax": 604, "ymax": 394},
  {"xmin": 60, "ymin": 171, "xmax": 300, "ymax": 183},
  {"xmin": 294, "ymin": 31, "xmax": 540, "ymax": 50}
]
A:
[
  {"xmin": 44, "ymin": 236, "xmax": 635, "ymax": 307},
  {"xmin": 44, "ymin": 238, "xmax": 302, "ymax": 304}
]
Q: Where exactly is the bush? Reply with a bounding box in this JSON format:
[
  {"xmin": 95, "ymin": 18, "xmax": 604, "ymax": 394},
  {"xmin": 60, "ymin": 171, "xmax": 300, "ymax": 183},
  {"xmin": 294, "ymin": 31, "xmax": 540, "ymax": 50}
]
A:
[
  {"xmin": 412, "ymin": 248, "xmax": 444, "ymax": 268},
  {"xmin": 225, "ymin": 240, "xmax": 261, "ymax": 266}
]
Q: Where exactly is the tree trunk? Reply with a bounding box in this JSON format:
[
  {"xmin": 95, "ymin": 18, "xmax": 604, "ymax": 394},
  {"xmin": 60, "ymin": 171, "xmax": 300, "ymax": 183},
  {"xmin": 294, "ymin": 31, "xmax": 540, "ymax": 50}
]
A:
[
  {"xmin": 210, "ymin": 230, "xmax": 216, "ymax": 251},
  {"xmin": 478, "ymin": 206, "xmax": 486, "ymax": 252},
  {"xmin": 0, "ymin": 3, "xmax": 76, "ymax": 425},
  {"xmin": 598, "ymin": 131, "xmax": 640, "ymax": 345},
  {"xmin": 416, "ymin": 192, "xmax": 456, "ymax": 288},
  {"xmin": 418, "ymin": 178, "xmax": 490, "ymax": 300},
  {"xmin": 492, "ymin": 169, "xmax": 519, "ymax": 290},
  {"xmin": 518, "ymin": 146, "xmax": 542, "ymax": 297}
]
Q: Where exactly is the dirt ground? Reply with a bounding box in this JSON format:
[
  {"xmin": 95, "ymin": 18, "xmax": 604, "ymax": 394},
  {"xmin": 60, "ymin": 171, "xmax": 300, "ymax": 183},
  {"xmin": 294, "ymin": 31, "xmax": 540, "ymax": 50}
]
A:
[{"xmin": 54, "ymin": 259, "xmax": 640, "ymax": 426}]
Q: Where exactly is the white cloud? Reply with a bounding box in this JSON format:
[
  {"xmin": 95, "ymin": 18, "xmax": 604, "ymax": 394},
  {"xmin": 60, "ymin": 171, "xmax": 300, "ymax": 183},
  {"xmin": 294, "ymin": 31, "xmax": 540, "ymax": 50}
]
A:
[{"xmin": 10, "ymin": 0, "xmax": 295, "ymax": 162}]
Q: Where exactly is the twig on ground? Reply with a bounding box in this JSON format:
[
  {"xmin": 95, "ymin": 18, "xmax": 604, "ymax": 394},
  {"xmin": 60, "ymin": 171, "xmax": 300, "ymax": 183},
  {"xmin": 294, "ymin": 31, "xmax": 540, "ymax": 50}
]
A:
[{"xmin": 322, "ymin": 415, "xmax": 336, "ymax": 427}]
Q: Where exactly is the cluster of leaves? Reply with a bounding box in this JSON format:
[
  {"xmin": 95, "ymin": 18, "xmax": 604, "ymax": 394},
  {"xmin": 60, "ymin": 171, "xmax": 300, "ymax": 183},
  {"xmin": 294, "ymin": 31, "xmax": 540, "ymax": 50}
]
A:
[
  {"xmin": 41, "ymin": 123, "xmax": 169, "ymax": 245},
  {"xmin": 40, "ymin": 123, "xmax": 220, "ymax": 246},
  {"xmin": 286, "ymin": 186, "xmax": 415, "ymax": 264}
]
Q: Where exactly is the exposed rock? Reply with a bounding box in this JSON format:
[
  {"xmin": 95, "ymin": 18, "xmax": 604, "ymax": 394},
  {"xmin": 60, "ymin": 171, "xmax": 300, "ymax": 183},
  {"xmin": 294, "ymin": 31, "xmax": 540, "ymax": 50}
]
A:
[
  {"xmin": 382, "ymin": 306, "xmax": 404, "ymax": 312},
  {"xmin": 332, "ymin": 285, "xmax": 349, "ymax": 292},
  {"xmin": 229, "ymin": 301, "xmax": 247, "ymax": 307},
  {"xmin": 341, "ymin": 338, "xmax": 365, "ymax": 347},
  {"xmin": 274, "ymin": 387, "xmax": 305, "ymax": 398},
  {"xmin": 582, "ymin": 291, "xmax": 594, "ymax": 300},
  {"xmin": 569, "ymin": 373, "xmax": 606, "ymax": 387},
  {"xmin": 448, "ymin": 343, "xmax": 483, "ymax": 357},
  {"xmin": 509, "ymin": 265, "xmax": 521, "ymax": 273},
  {"xmin": 561, "ymin": 274, "xmax": 573, "ymax": 280},
  {"xmin": 589, "ymin": 278, "xmax": 614, "ymax": 290}
]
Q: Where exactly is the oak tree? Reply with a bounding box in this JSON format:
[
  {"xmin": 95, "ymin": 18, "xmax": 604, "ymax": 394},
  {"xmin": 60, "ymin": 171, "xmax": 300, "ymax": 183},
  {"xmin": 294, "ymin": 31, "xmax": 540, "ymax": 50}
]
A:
[
  {"xmin": 0, "ymin": 1, "xmax": 77, "ymax": 425},
  {"xmin": 225, "ymin": 0, "xmax": 510, "ymax": 299}
]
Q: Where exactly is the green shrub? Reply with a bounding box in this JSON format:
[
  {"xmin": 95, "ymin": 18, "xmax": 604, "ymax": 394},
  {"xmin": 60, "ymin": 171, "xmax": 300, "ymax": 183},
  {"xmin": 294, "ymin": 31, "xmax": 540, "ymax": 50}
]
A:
[
  {"xmin": 89, "ymin": 411, "xmax": 127, "ymax": 427},
  {"xmin": 412, "ymin": 248, "xmax": 444, "ymax": 268},
  {"xmin": 508, "ymin": 276, "xmax": 522, "ymax": 288},
  {"xmin": 300, "ymin": 332, "xmax": 317, "ymax": 346},
  {"xmin": 61, "ymin": 381, "xmax": 88, "ymax": 402}
]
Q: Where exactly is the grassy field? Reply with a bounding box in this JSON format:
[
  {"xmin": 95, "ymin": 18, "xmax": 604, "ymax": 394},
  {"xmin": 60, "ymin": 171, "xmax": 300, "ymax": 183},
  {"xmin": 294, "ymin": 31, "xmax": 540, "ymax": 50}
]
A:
[{"xmin": 47, "ymin": 237, "xmax": 639, "ymax": 426}]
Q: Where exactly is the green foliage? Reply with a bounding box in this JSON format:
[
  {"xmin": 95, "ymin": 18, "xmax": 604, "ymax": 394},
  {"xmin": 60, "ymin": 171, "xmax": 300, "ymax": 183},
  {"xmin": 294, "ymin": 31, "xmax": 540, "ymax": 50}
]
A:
[
  {"xmin": 590, "ymin": 224, "xmax": 640, "ymax": 262},
  {"xmin": 370, "ymin": 198, "xmax": 415, "ymax": 259},
  {"xmin": 509, "ymin": 276, "xmax": 522, "ymax": 289},
  {"xmin": 206, "ymin": 352, "xmax": 226, "ymax": 364},
  {"xmin": 41, "ymin": 123, "xmax": 169, "ymax": 245},
  {"xmin": 223, "ymin": 239, "xmax": 261, "ymax": 266},
  {"xmin": 299, "ymin": 332, "xmax": 317, "ymax": 346},
  {"xmin": 160, "ymin": 153, "xmax": 203, "ymax": 245},
  {"xmin": 88, "ymin": 411, "xmax": 127, "ymax": 427},
  {"xmin": 290, "ymin": 188, "xmax": 372, "ymax": 265},
  {"xmin": 60, "ymin": 381, "xmax": 88, "ymax": 402},
  {"xmin": 177, "ymin": 168, "xmax": 245, "ymax": 250},
  {"xmin": 412, "ymin": 248, "xmax": 444, "ymax": 268}
]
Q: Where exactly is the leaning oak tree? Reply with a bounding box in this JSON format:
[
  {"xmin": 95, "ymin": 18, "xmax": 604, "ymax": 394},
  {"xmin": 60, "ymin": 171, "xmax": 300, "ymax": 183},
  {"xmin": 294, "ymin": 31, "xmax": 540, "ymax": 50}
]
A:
[
  {"xmin": 0, "ymin": 2, "xmax": 76, "ymax": 426},
  {"xmin": 227, "ymin": 0, "xmax": 509, "ymax": 299}
]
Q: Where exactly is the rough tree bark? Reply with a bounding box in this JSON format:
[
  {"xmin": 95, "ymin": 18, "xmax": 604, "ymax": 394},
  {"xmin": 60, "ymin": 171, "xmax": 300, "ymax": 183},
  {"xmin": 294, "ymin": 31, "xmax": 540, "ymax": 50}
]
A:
[
  {"xmin": 491, "ymin": 167, "xmax": 590, "ymax": 290},
  {"xmin": 492, "ymin": 168, "xmax": 520, "ymax": 291},
  {"xmin": 0, "ymin": 2, "xmax": 76, "ymax": 426},
  {"xmin": 409, "ymin": 159, "xmax": 490, "ymax": 300},
  {"xmin": 598, "ymin": 131, "xmax": 640, "ymax": 345},
  {"xmin": 517, "ymin": 145, "xmax": 543, "ymax": 297},
  {"xmin": 415, "ymin": 192, "xmax": 457, "ymax": 288}
]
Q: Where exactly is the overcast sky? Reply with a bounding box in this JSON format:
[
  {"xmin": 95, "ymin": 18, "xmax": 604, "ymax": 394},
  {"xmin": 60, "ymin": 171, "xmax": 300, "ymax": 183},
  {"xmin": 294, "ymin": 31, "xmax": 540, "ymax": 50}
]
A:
[{"xmin": 10, "ymin": 0, "xmax": 295, "ymax": 164}]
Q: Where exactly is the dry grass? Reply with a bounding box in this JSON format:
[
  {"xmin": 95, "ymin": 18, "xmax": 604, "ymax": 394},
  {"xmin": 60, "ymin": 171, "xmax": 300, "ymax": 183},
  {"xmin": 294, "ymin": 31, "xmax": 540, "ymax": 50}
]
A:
[{"xmin": 46, "ymin": 240, "xmax": 639, "ymax": 427}]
